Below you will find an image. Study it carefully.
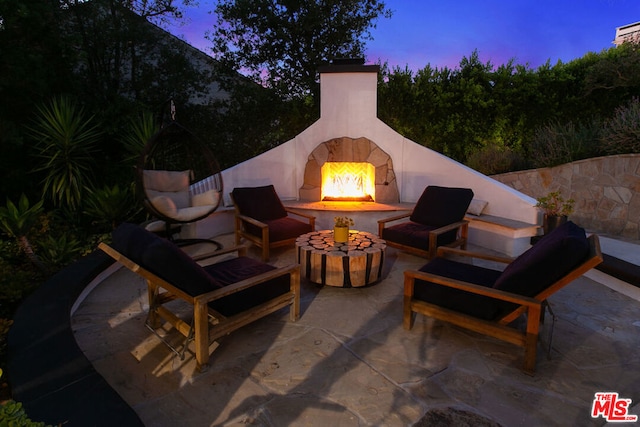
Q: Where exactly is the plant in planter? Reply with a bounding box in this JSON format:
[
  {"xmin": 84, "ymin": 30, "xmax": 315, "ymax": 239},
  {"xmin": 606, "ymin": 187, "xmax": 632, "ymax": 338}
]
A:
[
  {"xmin": 535, "ymin": 191, "xmax": 575, "ymax": 234},
  {"xmin": 333, "ymin": 216, "xmax": 354, "ymax": 243}
]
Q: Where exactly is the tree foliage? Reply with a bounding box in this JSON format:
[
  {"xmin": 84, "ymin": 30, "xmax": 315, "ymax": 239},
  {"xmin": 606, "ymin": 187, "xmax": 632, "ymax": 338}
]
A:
[
  {"xmin": 378, "ymin": 42, "xmax": 640, "ymax": 166},
  {"xmin": 209, "ymin": 0, "xmax": 392, "ymax": 97}
]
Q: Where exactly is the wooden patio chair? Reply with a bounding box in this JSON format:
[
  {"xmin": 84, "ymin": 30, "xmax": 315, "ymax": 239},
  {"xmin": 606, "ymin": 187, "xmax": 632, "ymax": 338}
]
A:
[
  {"xmin": 403, "ymin": 221, "xmax": 603, "ymax": 375},
  {"xmin": 99, "ymin": 223, "xmax": 300, "ymax": 372},
  {"xmin": 231, "ymin": 185, "xmax": 315, "ymax": 261},
  {"xmin": 378, "ymin": 185, "xmax": 474, "ymax": 259}
]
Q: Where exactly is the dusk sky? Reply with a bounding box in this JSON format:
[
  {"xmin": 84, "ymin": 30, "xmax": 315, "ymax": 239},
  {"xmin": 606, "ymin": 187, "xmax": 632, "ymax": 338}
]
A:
[{"xmin": 166, "ymin": 0, "xmax": 640, "ymax": 72}]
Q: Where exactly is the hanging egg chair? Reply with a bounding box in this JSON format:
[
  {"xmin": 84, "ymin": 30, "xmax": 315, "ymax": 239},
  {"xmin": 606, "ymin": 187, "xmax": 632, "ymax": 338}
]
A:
[{"xmin": 137, "ymin": 101, "xmax": 223, "ymax": 246}]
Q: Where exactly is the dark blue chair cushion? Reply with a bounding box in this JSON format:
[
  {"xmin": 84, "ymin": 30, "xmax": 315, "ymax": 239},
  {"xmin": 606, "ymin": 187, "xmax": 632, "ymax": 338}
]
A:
[
  {"xmin": 231, "ymin": 185, "xmax": 287, "ymax": 221},
  {"xmin": 204, "ymin": 257, "xmax": 290, "ymax": 317},
  {"xmin": 494, "ymin": 221, "xmax": 589, "ymax": 297},
  {"xmin": 264, "ymin": 217, "xmax": 313, "ymax": 242},
  {"xmin": 413, "ymin": 258, "xmax": 513, "ymax": 320},
  {"xmin": 112, "ymin": 222, "xmax": 159, "ymax": 264},
  {"xmin": 410, "ymin": 186, "xmax": 474, "ymax": 226},
  {"xmin": 242, "ymin": 216, "xmax": 312, "ymax": 243},
  {"xmin": 112, "ymin": 223, "xmax": 221, "ymax": 297},
  {"xmin": 381, "ymin": 221, "xmax": 458, "ymax": 250}
]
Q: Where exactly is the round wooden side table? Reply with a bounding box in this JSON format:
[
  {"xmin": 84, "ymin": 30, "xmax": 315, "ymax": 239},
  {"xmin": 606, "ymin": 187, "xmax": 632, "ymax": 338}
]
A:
[{"xmin": 295, "ymin": 230, "xmax": 386, "ymax": 287}]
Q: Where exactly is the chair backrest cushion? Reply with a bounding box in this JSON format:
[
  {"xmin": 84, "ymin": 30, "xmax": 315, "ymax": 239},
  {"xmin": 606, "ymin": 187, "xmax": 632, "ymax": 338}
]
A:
[
  {"xmin": 231, "ymin": 185, "xmax": 287, "ymax": 221},
  {"xmin": 143, "ymin": 169, "xmax": 191, "ymax": 209},
  {"xmin": 410, "ymin": 186, "xmax": 474, "ymax": 226},
  {"xmin": 112, "ymin": 223, "xmax": 221, "ymax": 297},
  {"xmin": 493, "ymin": 221, "xmax": 590, "ymax": 296}
]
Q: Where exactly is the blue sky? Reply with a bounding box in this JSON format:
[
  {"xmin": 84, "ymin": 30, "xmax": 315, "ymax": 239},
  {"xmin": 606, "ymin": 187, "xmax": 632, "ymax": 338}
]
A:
[{"xmin": 167, "ymin": 0, "xmax": 640, "ymax": 71}]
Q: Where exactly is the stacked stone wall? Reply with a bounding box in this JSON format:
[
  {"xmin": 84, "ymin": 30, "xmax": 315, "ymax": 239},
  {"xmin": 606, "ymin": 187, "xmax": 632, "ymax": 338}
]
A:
[
  {"xmin": 492, "ymin": 154, "xmax": 640, "ymax": 240},
  {"xmin": 299, "ymin": 136, "xmax": 400, "ymax": 203}
]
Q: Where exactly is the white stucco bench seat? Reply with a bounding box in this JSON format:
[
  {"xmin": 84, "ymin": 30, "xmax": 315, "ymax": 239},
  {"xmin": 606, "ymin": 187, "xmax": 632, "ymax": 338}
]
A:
[{"xmin": 465, "ymin": 213, "xmax": 540, "ymax": 257}]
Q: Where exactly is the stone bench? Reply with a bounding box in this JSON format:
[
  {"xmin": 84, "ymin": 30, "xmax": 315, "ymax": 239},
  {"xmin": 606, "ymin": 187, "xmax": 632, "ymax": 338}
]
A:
[
  {"xmin": 7, "ymin": 251, "xmax": 144, "ymax": 426},
  {"xmin": 465, "ymin": 214, "xmax": 540, "ymax": 257}
]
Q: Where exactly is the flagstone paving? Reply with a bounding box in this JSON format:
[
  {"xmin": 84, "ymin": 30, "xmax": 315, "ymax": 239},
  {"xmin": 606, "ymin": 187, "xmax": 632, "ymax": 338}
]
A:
[{"xmin": 71, "ymin": 234, "xmax": 640, "ymax": 426}]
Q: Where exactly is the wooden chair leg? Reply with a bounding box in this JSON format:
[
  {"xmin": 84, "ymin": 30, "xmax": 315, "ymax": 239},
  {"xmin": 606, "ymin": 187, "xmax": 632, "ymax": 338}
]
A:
[
  {"xmin": 523, "ymin": 304, "xmax": 542, "ymax": 375},
  {"xmin": 194, "ymin": 301, "xmax": 210, "ymax": 372},
  {"xmin": 460, "ymin": 223, "xmax": 469, "ymax": 250},
  {"xmin": 403, "ymin": 276, "xmax": 415, "ymax": 330},
  {"xmin": 146, "ymin": 280, "xmax": 161, "ymax": 329},
  {"xmin": 261, "ymin": 227, "xmax": 270, "ymax": 261},
  {"xmin": 290, "ymin": 268, "xmax": 300, "ymax": 321},
  {"xmin": 428, "ymin": 235, "xmax": 437, "ymax": 259}
]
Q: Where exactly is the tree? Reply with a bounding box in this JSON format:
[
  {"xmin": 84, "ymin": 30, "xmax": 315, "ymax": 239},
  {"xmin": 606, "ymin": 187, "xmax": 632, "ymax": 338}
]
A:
[
  {"xmin": 0, "ymin": 0, "xmax": 74, "ymax": 200},
  {"xmin": 209, "ymin": 0, "xmax": 392, "ymax": 98},
  {"xmin": 63, "ymin": 0, "xmax": 207, "ymax": 108}
]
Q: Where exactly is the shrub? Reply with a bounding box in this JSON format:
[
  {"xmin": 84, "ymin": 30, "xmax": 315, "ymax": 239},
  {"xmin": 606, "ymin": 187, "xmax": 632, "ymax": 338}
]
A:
[
  {"xmin": 36, "ymin": 234, "xmax": 83, "ymax": 272},
  {"xmin": 83, "ymin": 183, "xmax": 141, "ymax": 232},
  {"xmin": 465, "ymin": 144, "xmax": 525, "ymax": 175},
  {"xmin": 529, "ymin": 120, "xmax": 603, "ymax": 168},
  {"xmin": 0, "ymin": 399, "xmax": 49, "ymax": 427},
  {"xmin": 601, "ymin": 97, "xmax": 640, "ymax": 154},
  {"xmin": 0, "ymin": 369, "xmax": 49, "ymax": 426}
]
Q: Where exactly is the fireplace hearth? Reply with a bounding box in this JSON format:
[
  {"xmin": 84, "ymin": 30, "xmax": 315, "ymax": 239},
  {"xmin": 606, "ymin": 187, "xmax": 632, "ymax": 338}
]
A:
[{"xmin": 299, "ymin": 136, "xmax": 399, "ymax": 203}]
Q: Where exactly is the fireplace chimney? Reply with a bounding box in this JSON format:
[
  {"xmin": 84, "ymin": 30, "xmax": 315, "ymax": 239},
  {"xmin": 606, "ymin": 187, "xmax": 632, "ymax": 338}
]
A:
[{"xmin": 317, "ymin": 59, "xmax": 380, "ymax": 126}]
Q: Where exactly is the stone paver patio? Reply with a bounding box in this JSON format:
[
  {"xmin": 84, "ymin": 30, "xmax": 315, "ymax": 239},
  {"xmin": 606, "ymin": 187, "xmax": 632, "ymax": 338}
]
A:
[{"xmin": 71, "ymin": 233, "xmax": 640, "ymax": 426}]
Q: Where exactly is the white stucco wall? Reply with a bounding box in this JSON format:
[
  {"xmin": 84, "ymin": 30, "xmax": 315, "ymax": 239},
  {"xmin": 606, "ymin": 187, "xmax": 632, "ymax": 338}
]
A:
[{"xmin": 220, "ymin": 68, "xmax": 538, "ymax": 225}]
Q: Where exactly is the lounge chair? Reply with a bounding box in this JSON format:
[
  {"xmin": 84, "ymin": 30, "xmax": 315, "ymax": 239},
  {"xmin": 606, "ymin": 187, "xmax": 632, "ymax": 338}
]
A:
[
  {"xmin": 231, "ymin": 185, "xmax": 315, "ymax": 261},
  {"xmin": 378, "ymin": 185, "xmax": 474, "ymax": 259},
  {"xmin": 99, "ymin": 223, "xmax": 300, "ymax": 371},
  {"xmin": 403, "ymin": 221, "xmax": 603, "ymax": 374}
]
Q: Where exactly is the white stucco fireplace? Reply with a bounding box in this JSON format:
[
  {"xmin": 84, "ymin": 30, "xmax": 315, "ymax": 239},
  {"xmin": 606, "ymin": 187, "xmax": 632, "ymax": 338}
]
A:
[{"xmin": 210, "ymin": 60, "xmax": 540, "ymax": 256}]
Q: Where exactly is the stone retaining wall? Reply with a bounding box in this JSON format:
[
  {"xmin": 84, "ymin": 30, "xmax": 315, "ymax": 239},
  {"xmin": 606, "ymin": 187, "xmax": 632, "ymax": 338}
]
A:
[{"xmin": 492, "ymin": 154, "xmax": 640, "ymax": 240}]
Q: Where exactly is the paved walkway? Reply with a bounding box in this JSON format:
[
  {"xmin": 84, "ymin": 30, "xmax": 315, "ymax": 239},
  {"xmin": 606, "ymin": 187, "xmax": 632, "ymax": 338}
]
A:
[{"xmin": 71, "ymin": 234, "xmax": 640, "ymax": 426}]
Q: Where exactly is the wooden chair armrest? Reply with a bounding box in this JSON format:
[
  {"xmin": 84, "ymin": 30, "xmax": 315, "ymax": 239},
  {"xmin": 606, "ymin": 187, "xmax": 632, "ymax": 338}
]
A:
[
  {"xmin": 235, "ymin": 213, "xmax": 268, "ymax": 229},
  {"xmin": 284, "ymin": 208, "xmax": 315, "ymax": 222},
  {"xmin": 436, "ymin": 246, "xmax": 514, "ymax": 264},
  {"xmin": 378, "ymin": 212, "xmax": 412, "ymax": 225},
  {"xmin": 404, "ymin": 269, "xmax": 540, "ymax": 308},
  {"xmin": 378, "ymin": 212, "xmax": 412, "ymax": 236},
  {"xmin": 195, "ymin": 264, "xmax": 300, "ymax": 304},
  {"xmin": 428, "ymin": 220, "xmax": 468, "ymax": 236},
  {"xmin": 193, "ymin": 245, "xmax": 249, "ymax": 264}
]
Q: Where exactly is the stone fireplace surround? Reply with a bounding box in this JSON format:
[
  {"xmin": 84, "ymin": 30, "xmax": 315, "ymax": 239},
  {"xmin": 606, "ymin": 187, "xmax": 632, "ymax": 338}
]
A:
[{"xmin": 299, "ymin": 136, "xmax": 399, "ymax": 203}]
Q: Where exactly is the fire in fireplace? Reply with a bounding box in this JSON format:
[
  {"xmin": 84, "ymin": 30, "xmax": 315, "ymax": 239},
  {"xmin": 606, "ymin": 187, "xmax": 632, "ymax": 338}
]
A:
[{"xmin": 321, "ymin": 162, "xmax": 375, "ymax": 201}]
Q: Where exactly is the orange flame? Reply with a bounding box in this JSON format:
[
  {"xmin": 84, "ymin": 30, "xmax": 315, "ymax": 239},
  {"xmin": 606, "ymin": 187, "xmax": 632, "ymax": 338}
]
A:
[{"xmin": 321, "ymin": 162, "xmax": 375, "ymax": 201}]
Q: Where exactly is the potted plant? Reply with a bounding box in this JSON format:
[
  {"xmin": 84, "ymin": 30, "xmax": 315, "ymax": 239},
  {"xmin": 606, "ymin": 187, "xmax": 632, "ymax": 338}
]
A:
[
  {"xmin": 535, "ymin": 191, "xmax": 575, "ymax": 234},
  {"xmin": 333, "ymin": 216, "xmax": 354, "ymax": 243}
]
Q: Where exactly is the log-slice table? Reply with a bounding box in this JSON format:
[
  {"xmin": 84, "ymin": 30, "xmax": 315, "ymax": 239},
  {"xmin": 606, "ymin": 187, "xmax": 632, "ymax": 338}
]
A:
[{"xmin": 295, "ymin": 230, "xmax": 386, "ymax": 287}]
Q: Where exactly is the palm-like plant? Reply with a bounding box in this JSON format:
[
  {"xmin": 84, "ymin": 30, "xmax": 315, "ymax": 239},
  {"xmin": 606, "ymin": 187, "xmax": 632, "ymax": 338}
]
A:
[
  {"xmin": 120, "ymin": 110, "xmax": 159, "ymax": 165},
  {"xmin": 84, "ymin": 183, "xmax": 141, "ymax": 230},
  {"xmin": 30, "ymin": 96, "xmax": 101, "ymax": 210},
  {"xmin": 0, "ymin": 194, "xmax": 46, "ymax": 271}
]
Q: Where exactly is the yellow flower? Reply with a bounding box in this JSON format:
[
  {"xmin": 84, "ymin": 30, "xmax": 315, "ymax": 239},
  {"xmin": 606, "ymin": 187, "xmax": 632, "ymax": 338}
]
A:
[{"xmin": 334, "ymin": 216, "xmax": 354, "ymax": 227}]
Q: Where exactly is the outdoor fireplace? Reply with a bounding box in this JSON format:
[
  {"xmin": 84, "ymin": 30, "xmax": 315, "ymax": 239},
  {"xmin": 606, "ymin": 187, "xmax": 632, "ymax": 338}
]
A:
[
  {"xmin": 321, "ymin": 162, "xmax": 375, "ymax": 201},
  {"xmin": 299, "ymin": 136, "xmax": 399, "ymax": 203}
]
